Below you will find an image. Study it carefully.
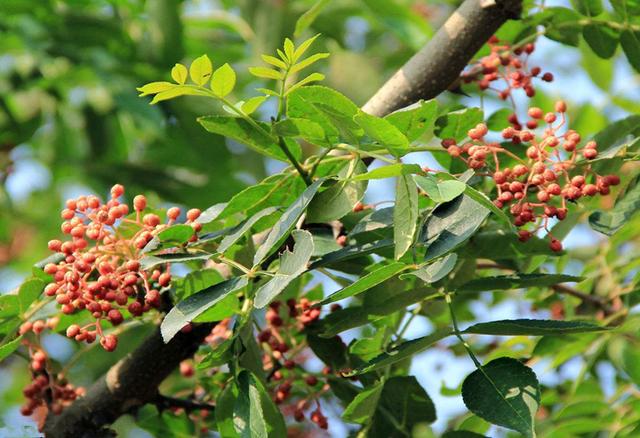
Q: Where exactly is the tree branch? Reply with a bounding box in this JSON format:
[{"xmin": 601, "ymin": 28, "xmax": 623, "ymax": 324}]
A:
[
  {"xmin": 43, "ymin": 323, "xmax": 213, "ymax": 438},
  {"xmin": 362, "ymin": 0, "xmax": 522, "ymax": 118}
]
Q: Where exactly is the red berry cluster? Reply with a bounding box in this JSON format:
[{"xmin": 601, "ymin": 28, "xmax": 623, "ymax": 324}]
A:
[
  {"xmin": 20, "ymin": 344, "xmax": 84, "ymax": 417},
  {"xmin": 441, "ymin": 101, "xmax": 620, "ymax": 251},
  {"xmin": 257, "ymin": 299, "xmax": 333, "ymax": 430},
  {"xmin": 41, "ymin": 184, "xmax": 202, "ymax": 351},
  {"xmin": 461, "ymin": 36, "xmax": 553, "ymax": 102}
]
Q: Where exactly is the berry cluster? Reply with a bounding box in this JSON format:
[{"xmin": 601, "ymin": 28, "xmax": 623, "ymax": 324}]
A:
[
  {"xmin": 257, "ymin": 299, "xmax": 333, "ymax": 430},
  {"xmin": 20, "ymin": 344, "xmax": 84, "ymax": 417},
  {"xmin": 461, "ymin": 36, "xmax": 553, "ymax": 102},
  {"xmin": 441, "ymin": 101, "xmax": 620, "ymax": 251},
  {"xmin": 41, "ymin": 184, "xmax": 202, "ymax": 351}
]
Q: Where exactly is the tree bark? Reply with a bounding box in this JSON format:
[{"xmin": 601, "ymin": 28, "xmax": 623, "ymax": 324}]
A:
[{"xmin": 43, "ymin": 0, "xmax": 523, "ymax": 435}]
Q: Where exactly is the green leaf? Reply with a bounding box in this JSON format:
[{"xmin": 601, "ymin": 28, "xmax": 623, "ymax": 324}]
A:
[
  {"xmin": 149, "ymin": 86, "xmax": 207, "ymax": 104},
  {"xmin": 0, "ymin": 336, "xmax": 23, "ymax": 364},
  {"xmin": 611, "ymin": 0, "xmax": 640, "ymax": 17},
  {"xmin": 539, "ymin": 7, "xmax": 583, "ymax": 47},
  {"xmin": 172, "ymin": 269, "xmax": 225, "ymax": 302},
  {"xmin": 307, "ymin": 159, "xmax": 367, "ymax": 223},
  {"xmin": 362, "ymin": 0, "xmax": 432, "ymax": 49},
  {"xmin": 435, "ymin": 108, "xmax": 483, "ymax": 142},
  {"xmin": 211, "ymin": 63, "xmax": 236, "ymax": 97},
  {"xmin": 295, "ymin": 2, "xmax": 330, "ymax": 37},
  {"xmin": 421, "ymin": 195, "xmax": 489, "ymax": 262},
  {"xmin": 462, "ymin": 183, "xmax": 514, "ymax": 230},
  {"xmin": 486, "ymin": 108, "xmax": 513, "ymax": 131},
  {"xmin": 18, "ymin": 278, "xmax": 45, "ymax": 314},
  {"xmin": 394, "ymin": 174, "xmax": 419, "ymax": 259},
  {"xmin": 351, "ymin": 163, "xmax": 423, "ymax": 181},
  {"xmin": 171, "ymin": 63, "xmax": 188, "ymax": 84},
  {"xmin": 284, "ymin": 38, "xmax": 295, "ymax": 61},
  {"xmin": 415, "ymin": 174, "xmax": 465, "ymax": 203},
  {"xmin": 345, "ymin": 328, "xmax": 452, "ymax": 376},
  {"xmin": 241, "ymin": 96, "xmax": 269, "ymax": 115},
  {"xmin": 457, "ymin": 273, "xmax": 582, "ymax": 293},
  {"xmin": 292, "ymin": 34, "xmax": 320, "ymax": 61},
  {"xmin": 254, "ymin": 230, "xmax": 314, "ymax": 308},
  {"xmin": 343, "ymin": 382, "xmax": 384, "ymax": 424},
  {"xmin": 350, "ymin": 207, "xmax": 394, "ymax": 236},
  {"xmin": 290, "ymin": 53, "xmax": 330, "ymax": 74},
  {"xmin": 248, "ymin": 67, "xmax": 283, "ymax": 80},
  {"xmin": 234, "ymin": 370, "xmax": 287, "ymax": 437},
  {"xmin": 137, "ymin": 81, "xmax": 176, "ymax": 96},
  {"xmin": 271, "ymin": 118, "xmax": 326, "ymax": 146},
  {"xmin": 285, "ymin": 72, "xmax": 326, "ymax": 95},
  {"xmin": 354, "ymin": 110, "xmax": 410, "ymax": 156},
  {"xmin": 571, "ymin": 0, "xmax": 603, "ymax": 15},
  {"xmin": 442, "ymin": 432, "xmax": 488, "ymax": 438},
  {"xmin": 463, "ymin": 319, "xmax": 608, "ymax": 336},
  {"xmin": 401, "ymin": 253, "xmax": 457, "ymax": 284},
  {"xmin": 197, "ymin": 116, "xmax": 289, "ymax": 162},
  {"xmin": 189, "ymin": 54, "xmax": 213, "ymax": 86},
  {"xmin": 385, "ymin": 99, "xmax": 438, "ymax": 142},
  {"xmin": 160, "ymin": 277, "xmax": 248, "ymax": 343},
  {"xmin": 0, "ymin": 295, "xmax": 19, "ymax": 319},
  {"xmin": 583, "ymin": 24, "xmax": 619, "ymax": 59},
  {"xmin": 253, "ymin": 178, "xmax": 325, "ymax": 266},
  {"xmin": 581, "ymin": 42, "xmax": 614, "ymax": 90},
  {"xmin": 309, "ymin": 238, "xmax": 393, "ymax": 270},
  {"xmin": 139, "ymin": 252, "xmax": 212, "ymax": 270},
  {"xmin": 590, "ymin": 179, "xmax": 640, "ymax": 235},
  {"xmin": 219, "ymin": 207, "xmax": 279, "ymax": 253},
  {"xmin": 216, "ymin": 384, "xmax": 239, "ymax": 438},
  {"xmin": 461, "ymin": 358, "xmax": 540, "ymax": 438},
  {"xmin": 620, "ymin": 30, "xmax": 640, "ymax": 73},
  {"xmin": 320, "ymin": 262, "xmax": 408, "ymax": 304}
]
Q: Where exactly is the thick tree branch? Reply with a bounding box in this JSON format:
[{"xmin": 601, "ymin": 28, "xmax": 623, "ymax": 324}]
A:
[
  {"xmin": 42, "ymin": 1, "xmax": 523, "ymax": 436},
  {"xmin": 43, "ymin": 323, "xmax": 213, "ymax": 438},
  {"xmin": 362, "ymin": 0, "xmax": 522, "ymax": 117}
]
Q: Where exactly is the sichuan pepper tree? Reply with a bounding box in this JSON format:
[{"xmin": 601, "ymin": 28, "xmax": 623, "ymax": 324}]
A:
[{"xmin": 2, "ymin": 0, "xmax": 640, "ymax": 437}]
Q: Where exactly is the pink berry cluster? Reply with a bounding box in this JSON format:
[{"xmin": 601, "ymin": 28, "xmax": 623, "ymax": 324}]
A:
[
  {"xmin": 20, "ymin": 344, "xmax": 84, "ymax": 417},
  {"xmin": 41, "ymin": 184, "xmax": 202, "ymax": 352},
  {"xmin": 256, "ymin": 299, "xmax": 336, "ymax": 430},
  {"xmin": 441, "ymin": 101, "xmax": 620, "ymax": 251},
  {"xmin": 461, "ymin": 36, "xmax": 553, "ymax": 101}
]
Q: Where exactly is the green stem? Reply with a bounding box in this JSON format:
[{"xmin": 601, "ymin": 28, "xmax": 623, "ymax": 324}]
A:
[
  {"xmin": 277, "ymin": 135, "xmax": 311, "ymax": 185},
  {"xmin": 445, "ymin": 293, "xmax": 481, "ymax": 368}
]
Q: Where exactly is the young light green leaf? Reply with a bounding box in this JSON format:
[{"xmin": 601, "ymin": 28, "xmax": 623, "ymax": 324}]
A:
[
  {"xmin": 171, "ymin": 63, "xmax": 188, "ymax": 84},
  {"xmin": 160, "ymin": 276, "xmax": 248, "ymax": 343},
  {"xmin": 283, "ymin": 38, "xmax": 295, "ymax": 61},
  {"xmin": 290, "ymin": 52, "xmax": 330, "ymax": 74},
  {"xmin": 137, "ymin": 82, "xmax": 177, "ymax": 96},
  {"xmin": 253, "ymin": 178, "xmax": 325, "ymax": 267},
  {"xmin": 415, "ymin": 174, "xmax": 465, "ymax": 203},
  {"xmin": 189, "ymin": 54, "xmax": 213, "ymax": 86},
  {"xmin": 241, "ymin": 96, "xmax": 269, "ymax": 115},
  {"xmin": 385, "ymin": 99, "xmax": 438, "ymax": 142},
  {"xmin": 219, "ymin": 207, "xmax": 279, "ymax": 253},
  {"xmin": 254, "ymin": 230, "xmax": 314, "ymax": 308},
  {"xmin": 461, "ymin": 358, "xmax": 540, "ymax": 438},
  {"xmin": 234, "ymin": 370, "xmax": 287, "ymax": 437},
  {"xmin": 394, "ymin": 173, "xmax": 419, "ymax": 259},
  {"xmin": 354, "ymin": 110, "xmax": 410, "ymax": 156},
  {"xmin": 149, "ymin": 86, "xmax": 206, "ymax": 104},
  {"xmin": 320, "ymin": 262, "xmax": 408, "ymax": 305},
  {"xmin": 211, "ymin": 63, "xmax": 236, "ymax": 97},
  {"xmin": 294, "ymin": 2, "xmax": 330, "ymax": 37},
  {"xmin": 463, "ymin": 319, "xmax": 608, "ymax": 336},
  {"xmin": 342, "ymin": 382, "xmax": 384, "ymax": 424},
  {"xmin": 261, "ymin": 54, "xmax": 287, "ymax": 69},
  {"xmin": 285, "ymin": 72, "xmax": 325, "ymax": 95},
  {"xmin": 345, "ymin": 328, "xmax": 452, "ymax": 376},
  {"xmin": 351, "ymin": 163, "xmax": 423, "ymax": 181},
  {"xmin": 589, "ymin": 179, "xmax": 640, "ymax": 235},
  {"xmin": 249, "ymin": 67, "xmax": 283, "ymax": 80},
  {"xmin": 307, "ymin": 159, "xmax": 367, "ymax": 223},
  {"xmin": 457, "ymin": 273, "xmax": 582, "ymax": 293},
  {"xmin": 293, "ymin": 35, "xmax": 321, "ymax": 62}
]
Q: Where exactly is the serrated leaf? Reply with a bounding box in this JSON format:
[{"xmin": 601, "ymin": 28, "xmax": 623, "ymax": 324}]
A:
[
  {"xmin": 385, "ymin": 99, "xmax": 438, "ymax": 142},
  {"xmin": 350, "ymin": 207, "xmax": 394, "ymax": 236},
  {"xmin": 0, "ymin": 336, "xmax": 23, "ymax": 364},
  {"xmin": 621, "ymin": 30, "xmax": 640, "ymax": 73},
  {"xmin": 219, "ymin": 207, "xmax": 279, "ymax": 253},
  {"xmin": 241, "ymin": 96, "xmax": 269, "ymax": 115},
  {"xmin": 271, "ymin": 118, "xmax": 326, "ymax": 145},
  {"xmin": 346, "ymin": 328, "xmax": 452, "ymax": 376},
  {"xmin": 216, "ymin": 384, "xmax": 239, "ymax": 437},
  {"xmin": 139, "ymin": 252, "xmax": 212, "ymax": 270},
  {"xmin": 171, "ymin": 63, "xmax": 188, "ymax": 84},
  {"xmin": 461, "ymin": 182, "xmax": 515, "ymax": 230},
  {"xmin": 307, "ymin": 159, "xmax": 367, "ymax": 222},
  {"xmin": 320, "ymin": 262, "xmax": 408, "ymax": 304},
  {"xmin": 343, "ymin": 382, "xmax": 384, "ymax": 424},
  {"xmin": 211, "ymin": 63, "xmax": 236, "ymax": 97},
  {"xmin": 160, "ymin": 277, "xmax": 248, "ymax": 342},
  {"xmin": 421, "ymin": 194, "xmax": 489, "ymax": 262},
  {"xmin": 351, "ymin": 163, "xmax": 423, "ymax": 181},
  {"xmin": 254, "ymin": 230, "xmax": 314, "ymax": 308},
  {"xmin": 18, "ymin": 278, "xmax": 45, "ymax": 314},
  {"xmin": 290, "ymin": 52, "xmax": 329, "ymax": 74},
  {"xmin": 309, "ymin": 238, "xmax": 393, "ymax": 270},
  {"xmin": 583, "ymin": 24, "xmax": 619, "ymax": 59},
  {"xmin": 457, "ymin": 273, "xmax": 582, "ymax": 292},
  {"xmin": 461, "ymin": 358, "xmax": 540, "ymax": 438},
  {"xmin": 435, "ymin": 108, "xmax": 483, "ymax": 142},
  {"xmin": 415, "ymin": 174, "xmax": 465, "ymax": 203},
  {"xmin": 463, "ymin": 319, "xmax": 608, "ymax": 336},
  {"xmin": 589, "ymin": 179, "xmax": 640, "ymax": 235},
  {"xmin": 234, "ymin": 370, "xmax": 287, "ymax": 437},
  {"xmin": 189, "ymin": 54, "xmax": 213, "ymax": 86},
  {"xmin": 394, "ymin": 173, "xmax": 419, "ymax": 259},
  {"xmin": 172, "ymin": 269, "xmax": 224, "ymax": 302},
  {"xmin": 354, "ymin": 110, "xmax": 410, "ymax": 156},
  {"xmin": 401, "ymin": 253, "xmax": 457, "ymax": 284},
  {"xmin": 253, "ymin": 178, "xmax": 325, "ymax": 267},
  {"xmin": 249, "ymin": 67, "xmax": 283, "ymax": 80}
]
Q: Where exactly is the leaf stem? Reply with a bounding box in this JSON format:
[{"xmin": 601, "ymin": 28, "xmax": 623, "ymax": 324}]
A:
[{"xmin": 445, "ymin": 292, "xmax": 481, "ymax": 368}]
